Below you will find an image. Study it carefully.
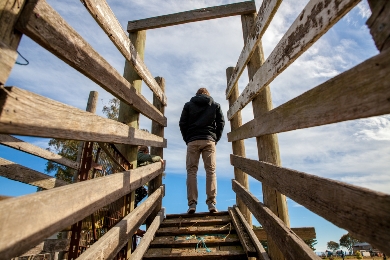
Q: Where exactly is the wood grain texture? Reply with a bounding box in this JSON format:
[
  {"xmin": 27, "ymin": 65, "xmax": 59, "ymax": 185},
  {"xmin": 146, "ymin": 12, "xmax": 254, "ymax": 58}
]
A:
[
  {"xmin": 228, "ymin": 207, "xmax": 257, "ymax": 257},
  {"xmin": 150, "ymin": 234, "xmax": 241, "ymax": 248},
  {"xmin": 231, "ymin": 155, "xmax": 390, "ymax": 255},
  {"xmin": 228, "ymin": 48, "xmax": 390, "ymax": 141},
  {"xmin": 253, "ymin": 227, "xmax": 316, "ymax": 241},
  {"xmin": 14, "ymin": 0, "xmax": 166, "ymax": 126},
  {"xmin": 0, "ymin": 134, "xmax": 79, "ymax": 169},
  {"xmin": 131, "ymin": 209, "xmax": 164, "ymax": 260},
  {"xmin": 0, "ymin": 161, "xmax": 163, "ymax": 259},
  {"xmin": 233, "ymin": 206, "xmax": 269, "ymax": 260},
  {"xmin": 232, "ymin": 180, "xmax": 321, "ymax": 260},
  {"xmin": 127, "ymin": 1, "xmax": 256, "ymax": 32},
  {"xmin": 80, "ymin": 0, "xmax": 167, "ymax": 106},
  {"xmin": 225, "ymin": 0, "xmax": 282, "ymax": 98},
  {"xmin": 227, "ymin": 0, "xmax": 360, "ymax": 120},
  {"xmin": 0, "ymin": 157, "xmax": 68, "ymax": 189},
  {"xmin": 76, "ymin": 186, "xmax": 164, "ymax": 260},
  {"xmin": 0, "ymin": 87, "xmax": 167, "ymax": 148},
  {"xmin": 161, "ymin": 215, "xmax": 231, "ymax": 228},
  {"xmin": 226, "ymin": 67, "xmax": 251, "ymax": 225},
  {"xmin": 0, "ymin": 0, "xmax": 26, "ymax": 85},
  {"xmin": 366, "ymin": 0, "xmax": 390, "ymax": 51}
]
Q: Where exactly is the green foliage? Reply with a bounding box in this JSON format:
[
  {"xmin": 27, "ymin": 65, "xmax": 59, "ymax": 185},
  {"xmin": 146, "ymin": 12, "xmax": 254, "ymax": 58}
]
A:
[
  {"xmin": 45, "ymin": 139, "xmax": 79, "ymax": 184},
  {"xmin": 339, "ymin": 233, "xmax": 360, "ymax": 253},
  {"xmin": 102, "ymin": 98, "xmax": 120, "ymax": 120},
  {"xmin": 260, "ymin": 240, "xmax": 268, "ymax": 253},
  {"xmin": 355, "ymin": 251, "xmax": 362, "ymax": 259},
  {"xmin": 304, "ymin": 238, "xmax": 318, "ymax": 251},
  {"xmin": 327, "ymin": 241, "xmax": 340, "ymax": 251}
]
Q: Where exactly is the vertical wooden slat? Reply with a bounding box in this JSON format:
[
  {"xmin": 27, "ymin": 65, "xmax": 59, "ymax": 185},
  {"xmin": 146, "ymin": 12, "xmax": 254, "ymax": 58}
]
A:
[
  {"xmin": 118, "ymin": 29, "xmax": 146, "ymax": 256},
  {"xmin": 147, "ymin": 76, "xmax": 165, "ymax": 228},
  {"xmin": 226, "ymin": 67, "xmax": 251, "ymax": 225},
  {"xmin": 241, "ymin": 13, "xmax": 289, "ymax": 260},
  {"xmin": 366, "ymin": 0, "xmax": 390, "ymax": 51}
]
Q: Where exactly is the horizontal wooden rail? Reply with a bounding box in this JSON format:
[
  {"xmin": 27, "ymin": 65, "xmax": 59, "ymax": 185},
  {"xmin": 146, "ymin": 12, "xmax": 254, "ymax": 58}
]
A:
[
  {"xmin": 124, "ymin": 209, "xmax": 165, "ymax": 260},
  {"xmin": 15, "ymin": 0, "xmax": 166, "ymax": 126},
  {"xmin": 232, "ymin": 180, "xmax": 320, "ymax": 260},
  {"xmin": 77, "ymin": 186, "xmax": 164, "ymax": 260},
  {"xmin": 0, "ymin": 162, "xmax": 164, "ymax": 259},
  {"xmin": 231, "ymin": 155, "xmax": 390, "ymax": 255},
  {"xmin": 0, "ymin": 157, "xmax": 68, "ymax": 189},
  {"xmin": 81, "ymin": 0, "xmax": 167, "ymax": 106},
  {"xmin": 227, "ymin": 0, "xmax": 359, "ymax": 120},
  {"xmin": 0, "ymin": 134, "xmax": 79, "ymax": 169},
  {"xmin": 254, "ymin": 227, "xmax": 316, "ymax": 241},
  {"xmin": 228, "ymin": 48, "xmax": 390, "ymax": 141},
  {"xmin": 234, "ymin": 206, "xmax": 269, "ymax": 260},
  {"xmin": 225, "ymin": 0, "xmax": 282, "ymax": 98},
  {"xmin": 0, "ymin": 87, "xmax": 167, "ymax": 148},
  {"xmin": 127, "ymin": 1, "xmax": 256, "ymax": 32}
]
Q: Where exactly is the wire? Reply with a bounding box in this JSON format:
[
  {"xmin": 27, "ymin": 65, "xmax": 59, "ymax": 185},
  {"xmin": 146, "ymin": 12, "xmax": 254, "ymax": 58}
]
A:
[{"xmin": 15, "ymin": 50, "xmax": 29, "ymax": 65}]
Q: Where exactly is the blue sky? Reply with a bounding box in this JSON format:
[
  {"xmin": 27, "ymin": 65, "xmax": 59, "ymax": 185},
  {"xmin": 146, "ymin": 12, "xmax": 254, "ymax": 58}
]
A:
[{"xmin": 1, "ymin": 0, "xmax": 389, "ymax": 253}]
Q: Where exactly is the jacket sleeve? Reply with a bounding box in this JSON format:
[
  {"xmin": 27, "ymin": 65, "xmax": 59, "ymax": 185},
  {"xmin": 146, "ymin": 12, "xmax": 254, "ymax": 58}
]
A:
[
  {"xmin": 215, "ymin": 104, "xmax": 225, "ymax": 143},
  {"xmin": 179, "ymin": 103, "xmax": 189, "ymax": 143}
]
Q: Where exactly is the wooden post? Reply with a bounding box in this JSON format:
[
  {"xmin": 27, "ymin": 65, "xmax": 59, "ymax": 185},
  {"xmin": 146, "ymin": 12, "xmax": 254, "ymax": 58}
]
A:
[
  {"xmin": 226, "ymin": 67, "xmax": 251, "ymax": 225},
  {"xmin": 241, "ymin": 13, "xmax": 290, "ymax": 260},
  {"xmin": 118, "ymin": 29, "xmax": 146, "ymax": 256},
  {"xmin": 146, "ymin": 76, "xmax": 165, "ymax": 228},
  {"xmin": 0, "ymin": 0, "xmax": 27, "ymax": 85}
]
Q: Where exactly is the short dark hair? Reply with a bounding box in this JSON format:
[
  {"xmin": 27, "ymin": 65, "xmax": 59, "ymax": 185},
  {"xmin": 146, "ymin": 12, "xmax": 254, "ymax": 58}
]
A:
[
  {"xmin": 196, "ymin": 88, "xmax": 210, "ymax": 96},
  {"xmin": 138, "ymin": 145, "xmax": 149, "ymax": 153}
]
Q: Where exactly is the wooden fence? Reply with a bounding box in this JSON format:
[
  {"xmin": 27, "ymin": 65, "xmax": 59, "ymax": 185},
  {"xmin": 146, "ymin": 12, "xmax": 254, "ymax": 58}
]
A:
[
  {"xmin": 0, "ymin": 0, "xmax": 166, "ymax": 259},
  {"xmin": 226, "ymin": 0, "xmax": 390, "ymax": 259},
  {"xmin": 0, "ymin": 0, "xmax": 389, "ymax": 260}
]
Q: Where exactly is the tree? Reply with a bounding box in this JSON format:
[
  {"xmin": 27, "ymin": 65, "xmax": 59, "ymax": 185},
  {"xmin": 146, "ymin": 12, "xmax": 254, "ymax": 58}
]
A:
[
  {"xmin": 340, "ymin": 233, "xmax": 360, "ymax": 253},
  {"xmin": 102, "ymin": 98, "xmax": 120, "ymax": 120},
  {"xmin": 327, "ymin": 241, "xmax": 340, "ymax": 251},
  {"xmin": 304, "ymin": 238, "xmax": 318, "ymax": 251}
]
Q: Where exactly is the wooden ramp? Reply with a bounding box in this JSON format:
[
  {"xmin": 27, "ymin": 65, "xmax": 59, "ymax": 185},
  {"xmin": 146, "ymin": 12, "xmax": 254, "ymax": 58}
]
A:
[{"xmin": 143, "ymin": 210, "xmax": 262, "ymax": 260}]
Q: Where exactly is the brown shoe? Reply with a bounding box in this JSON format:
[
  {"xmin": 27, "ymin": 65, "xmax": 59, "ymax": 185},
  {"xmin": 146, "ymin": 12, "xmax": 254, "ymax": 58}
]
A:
[{"xmin": 187, "ymin": 204, "xmax": 196, "ymax": 214}]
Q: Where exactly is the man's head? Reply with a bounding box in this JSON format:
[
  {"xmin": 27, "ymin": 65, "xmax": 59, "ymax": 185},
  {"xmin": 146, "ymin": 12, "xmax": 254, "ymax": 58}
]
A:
[
  {"xmin": 196, "ymin": 88, "xmax": 210, "ymax": 96},
  {"xmin": 138, "ymin": 145, "xmax": 149, "ymax": 154}
]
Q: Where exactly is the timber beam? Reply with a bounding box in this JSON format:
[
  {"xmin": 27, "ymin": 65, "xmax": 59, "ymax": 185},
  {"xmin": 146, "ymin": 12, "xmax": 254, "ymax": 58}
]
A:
[
  {"xmin": 253, "ymin": 227, "xmax": 316, "ymax": 241},
  {"xmin": 127, "ymin": 1, "xmax": 256, "ymax": 32}
]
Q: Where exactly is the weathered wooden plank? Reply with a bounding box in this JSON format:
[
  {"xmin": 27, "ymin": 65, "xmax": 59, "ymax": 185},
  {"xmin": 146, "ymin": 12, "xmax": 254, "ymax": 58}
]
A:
[
  {"xmin": 233, "ymin": 206, "xmax": 269, "ymax": 260},
  {"xmin": 14, "ymin": 0, "xmax": 166, "ymax": 126},
  {"xmin": 0, "ymin": 0, "xmax": 26, "ymax": 85},
  {"xmin": 227, "ymin": 0, "xmax": 360, "ymax": 120},
  {"xmin": 157, "ymin": 224, "xmax": 233, "ymax": 236},
  {"xmin": 0, "ymin": 162, "xmax": 163, "ymax": 259},
  {"xmin": 228, "ymin": 48, "xmax": 390, "ymax": 141},
  {"xmin": 81, "ymin": 0, "xmax": 167, "ymax": 106},
  {"xmin": 161, "ymin": 214, "xmax": 231, "ymax": 228},
  {"xmin": 0, "ymin": 195, "xmax": 11, "ymax": 201},
  {"xmin": 225, "ymin": 0, "xmax": 282, "ymax": 98},
  {"xmin": 166, "ymin": 211, "xmax": 229, "ymax": 219},
  {"xmin": 366, "ymin": 0, "xmax": 390, "ymax": 51},
  {"xmin": 19, "ymin": 238, "xmax": 70, "ymax": 257},
  {"xmin": 0, "ymin": 157, "xmax": 68, "ymax": 189},
  {"xmin": 0, "ymin": 134, "xmax": 79, "ymax": 169},
  {"xmin": 253, "ymin": 227, "xmax": 316, "ymax": 241},
  {"xmin": 143, "ymin": 246, "xmax": 247, "ymax": 260},
  {"xmin": 127, "ymin": 1, "xmax": 256, "ymax": 32},
  {"xmin": 77, "ymin": 186, "xmax": 164, "ymax": 260},
  {"xmin": 131, "ymin": 209, "xmax": 165, "ymax": 260},
  {"xmin": 232, "ymin": 180, "xmax": 321, "ymax": 260},
  {"xmin": 0, "ymin": 87, "xmax": 167, "ymax": 148},
  {"xmin": 231, "ymin": 155, "xmax": 390, "ymax": 256},
  {"xmin": 97, "ymin": 143, "xmax": 126, "ymax": 171},
  {"xmin": 228, "ymin": 207, "xmax": 257, "ymax": 257},
  {"xmin": 150, "ymin": 234, "xmax": 241, "ymax": 248}
]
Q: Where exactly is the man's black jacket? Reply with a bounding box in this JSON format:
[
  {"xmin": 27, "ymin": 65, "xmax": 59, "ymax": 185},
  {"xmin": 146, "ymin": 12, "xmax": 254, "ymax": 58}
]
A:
[{"xmin": 179, "ymin": 94, "xmax": 225, "ymax": 144}]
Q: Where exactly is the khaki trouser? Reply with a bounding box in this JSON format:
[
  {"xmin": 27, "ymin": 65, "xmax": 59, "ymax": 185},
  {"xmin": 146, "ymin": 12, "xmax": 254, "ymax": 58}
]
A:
[{"xmin": 186, "ymin": 139, "xmax": 217, "ymax": 206}]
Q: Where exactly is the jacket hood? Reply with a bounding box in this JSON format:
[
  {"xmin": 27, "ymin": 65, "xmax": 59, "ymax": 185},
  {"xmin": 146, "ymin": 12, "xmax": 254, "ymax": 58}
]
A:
[{"xmin": 190, "ymin": 94, "xmax": 214, "ymax": 106}]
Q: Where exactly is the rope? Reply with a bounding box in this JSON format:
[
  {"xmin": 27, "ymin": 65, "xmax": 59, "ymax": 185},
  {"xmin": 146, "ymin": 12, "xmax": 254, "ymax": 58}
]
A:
[{"xmin": 15, "ymin": 50, "xmax": 29, "ymax": 65}]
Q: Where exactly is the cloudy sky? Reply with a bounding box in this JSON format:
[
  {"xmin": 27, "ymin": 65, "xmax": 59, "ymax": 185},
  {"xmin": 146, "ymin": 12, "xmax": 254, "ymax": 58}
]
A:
[{"xmin": 1, "ymin": 0, "xmax": 388, "ymax": 253}]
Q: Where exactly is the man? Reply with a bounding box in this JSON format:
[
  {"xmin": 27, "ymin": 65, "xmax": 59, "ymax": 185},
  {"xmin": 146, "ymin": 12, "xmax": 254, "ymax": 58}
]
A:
[
  {"xmin": 179, "ymin": 88, "xmax": 225, "ymax": 214},
  {"xmin": 137, "ymin": 145, "xmax": 164, "ymax": 167}
]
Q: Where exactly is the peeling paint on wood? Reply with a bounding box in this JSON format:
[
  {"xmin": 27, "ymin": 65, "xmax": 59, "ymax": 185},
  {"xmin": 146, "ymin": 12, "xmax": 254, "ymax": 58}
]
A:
[
  {"xmin": 228, "ymin": 48, "xmax": 390, "ymax": 142},
  {"xmin": 227, "ymin": 0, "xmax": 360, "ymax": 120},
  {"xmin": 226, "ymin": 0, "xmax": 282, "ymax": 98}
]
